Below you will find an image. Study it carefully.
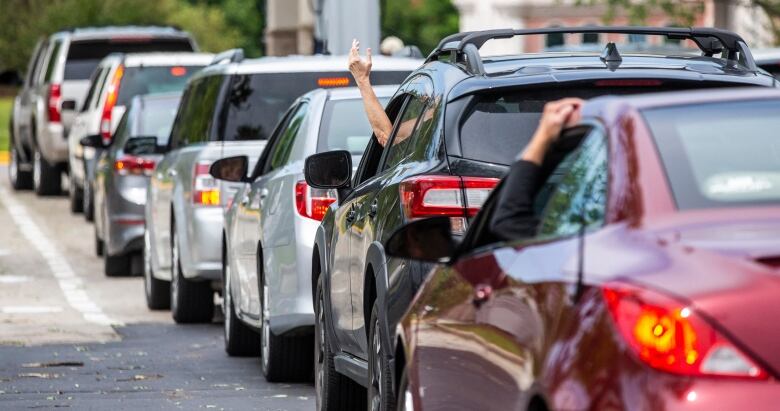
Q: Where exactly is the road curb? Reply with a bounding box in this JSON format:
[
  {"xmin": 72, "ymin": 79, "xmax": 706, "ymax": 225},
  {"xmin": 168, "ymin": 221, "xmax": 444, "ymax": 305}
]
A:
[{"xmin": 0, "ymin": 151, "xmax": 8, "ymax": 165}]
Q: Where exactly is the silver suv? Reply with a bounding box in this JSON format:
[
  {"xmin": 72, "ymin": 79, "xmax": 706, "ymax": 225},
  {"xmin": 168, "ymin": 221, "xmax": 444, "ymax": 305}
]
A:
[
  {"xmin": 144, "ymin": 51, "xmax": 419, "ymax": 324},
  {"xmin": 9, "ymin": 26, "xmax": 196, "ymax": 195}
]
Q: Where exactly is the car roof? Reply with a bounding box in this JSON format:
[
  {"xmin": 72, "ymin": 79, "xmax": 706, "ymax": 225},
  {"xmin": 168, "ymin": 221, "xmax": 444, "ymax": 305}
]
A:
[
  {"xmin": 584, "ymin": 87, "xmax": 780, "ymax": 115},
  {"xmin": 118, "ymin": 52, "xmax": 214, "ymax": 67},
  {"xmin": 194, "ymin": 54, "xmax": 421, "ymax": 79},
  {"xmin": 50, "ymin": 26, "xmax": 191, "ymax": 40}
]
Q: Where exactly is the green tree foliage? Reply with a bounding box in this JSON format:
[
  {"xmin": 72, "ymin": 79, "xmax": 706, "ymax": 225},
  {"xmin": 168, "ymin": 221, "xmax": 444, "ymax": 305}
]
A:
[
  {"xmin": 0, "ymin": 0, "xmax": 264, "ymax": 74},
  {"xmin": 380, "ymin": 0, "xmax": 459, "ymax": 55}
]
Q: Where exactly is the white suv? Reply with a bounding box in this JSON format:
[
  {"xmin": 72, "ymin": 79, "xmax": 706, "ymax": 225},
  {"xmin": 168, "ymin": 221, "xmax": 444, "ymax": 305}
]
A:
[{"xmin": 9, "ymin": 26, "xmax": 197, "ymax": 195}]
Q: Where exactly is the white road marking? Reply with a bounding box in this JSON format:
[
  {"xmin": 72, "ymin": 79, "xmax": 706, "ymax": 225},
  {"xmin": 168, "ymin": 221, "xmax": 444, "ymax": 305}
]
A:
[
  {"xmin": 0, "ymin": 187, "xmax": 120, "ymax": 326},
  {"xmin": 2, "ymin": 306, "xmax": 63, "ymax": 314},
  {"xmin": 0, "ymin": 275, "xmax": 31, "ymax": 283}
]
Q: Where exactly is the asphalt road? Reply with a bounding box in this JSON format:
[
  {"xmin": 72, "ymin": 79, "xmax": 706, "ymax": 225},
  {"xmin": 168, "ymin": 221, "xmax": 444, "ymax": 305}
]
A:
[{"xmin": 0, "ymin": 167, "xmax": 316, "ymax": 410}]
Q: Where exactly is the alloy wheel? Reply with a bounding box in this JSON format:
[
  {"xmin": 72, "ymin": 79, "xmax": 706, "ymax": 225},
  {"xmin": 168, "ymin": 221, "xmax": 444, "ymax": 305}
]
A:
[
  {"xmin": 315, "ymin": 291, "xmax": 326, "ymax": 409},
  {"xmin": 9, "ymin": 147, "xmax": 18, "ymax": 185},
  {"xmin": 32, "ymin": 150, "xmax": 41, "ymax": 190},
  {"xmin": 143, "ymin": 231, "xmax": 153, "ymax": 300},
  {"xmin": 171, "ymin": 230, "xmax": 180, "ymax": 313},
  {"xmin": 370, "ymin": 317, "xmax": 383, "ymax": 411},
  {"xmin": 261, "ymin": 283, "xmax": 270, "ymax": 369},
  {"xmin": 223, "ymin": 262, "xmax": 232, "ymax": 339}
]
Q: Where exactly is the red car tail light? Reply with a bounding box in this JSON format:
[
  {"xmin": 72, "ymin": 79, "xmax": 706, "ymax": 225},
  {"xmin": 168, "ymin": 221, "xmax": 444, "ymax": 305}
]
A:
[
  {"xmin": 114, "ymin": 155, "xmax": 156, "ymax": 176},
  {"xmin": 192, "ymin": 162, "xmax": 220, "ymax": 206},
  {"xmin": 101, "ymin": 65, "xmax": 124, "ymax": 144},
  {"xmin": 47, "ymin": 83, "xmax": 62, "ymax": 123},
  {"xmin": 296, "ymin": 181, "xmax": 337, "ymax": 221},
  {"xmin": 399, "ymin": 175, "xmax": 499, "ymax": 219},
  {"xmin": 603, "ymin": 282, "xmax": 768, "ymax": 379}
]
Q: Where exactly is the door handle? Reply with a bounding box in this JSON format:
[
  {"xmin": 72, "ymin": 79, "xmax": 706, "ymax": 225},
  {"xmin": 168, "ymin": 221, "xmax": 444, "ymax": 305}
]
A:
[
  {"xmin": 345, "ymin": 203, "xmax": 358, "ymax": 224},
  {"xmin": 368, "ymin": 199, "xmax": 378, "ymax": 219},
  {"xmin": 167, "ymin": 169, "xmax": 177, "ymax": 177}
]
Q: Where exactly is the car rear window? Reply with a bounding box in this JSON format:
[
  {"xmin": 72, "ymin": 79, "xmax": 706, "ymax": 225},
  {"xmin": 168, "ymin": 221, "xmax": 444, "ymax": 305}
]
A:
[
  {"xmin": 758, "ymin": 62, "xmax": 780, "ymax": 79},
  {"xmin": 222, "ymin": 71, "xmax": 409, "ymax": 141},
  {"xmin": 457, "ymin": 84, "xmax": 739, "ymax": 166},
  {"xmin": 317, "ymin": 98, "xmax": 390, "ymax": 155},
  {"xmin": 64, "ymin": 38, "xmax": 194, "ymax": 80},
  {"xmin": 117, "ymin": 66, "xmax": 202, "ymax": 105},
  {"xmin": 139, "ymin": 96, "xmax": 182, "ymax": 145},
  {"xmin": 644, "ymin": 99, "xmax": 780, "ymax": 210}
]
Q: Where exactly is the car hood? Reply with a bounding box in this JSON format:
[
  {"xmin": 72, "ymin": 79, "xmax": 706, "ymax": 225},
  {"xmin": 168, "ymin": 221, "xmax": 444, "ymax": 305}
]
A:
[{"xmin": 629, "ymin": 212, "xmax": 780, "ymax": 377}]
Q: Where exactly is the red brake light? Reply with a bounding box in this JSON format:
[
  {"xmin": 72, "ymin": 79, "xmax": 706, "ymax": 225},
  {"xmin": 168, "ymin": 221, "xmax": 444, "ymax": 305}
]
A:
[
  {"xmin": 47, "ymin": 83, "xmax": 61, "ymax": 123},
  {"xmin": 192, "ymin": 162, "xmax": 220, "ymax": 206},
  {"xmin": 170, "ymin": 66, "xmax": 187, "ymax": 77},
  {"xmin": 101, "ymin": 65, "xmax": 124, "ymax": 144},
  {"xmin": 399, "ymin": 175, "xmax": 499, "ymax": 219},
  {"xmin": 317, "ymin": 77, "xmax": 350, "ymax": 87},
  {"xmin": 296, "ymin": 181, "xmax": 337, "ymax": 221},
  {"xmin": 114, "ymin": 155, "xmax": 156, "ymax": 176},
  {"xmin": 603, "ymin": 282, "xmax": 768, "ymax": 379}
]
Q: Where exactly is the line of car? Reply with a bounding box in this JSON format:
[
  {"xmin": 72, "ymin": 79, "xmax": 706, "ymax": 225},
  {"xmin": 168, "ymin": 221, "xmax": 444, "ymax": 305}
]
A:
[{"xmin": 8, "ymin": 24, "xmax": 780, "ymax": 411}]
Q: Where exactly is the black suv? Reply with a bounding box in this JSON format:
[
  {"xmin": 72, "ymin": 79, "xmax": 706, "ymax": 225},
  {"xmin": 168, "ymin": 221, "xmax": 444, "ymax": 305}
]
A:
[{"xmin": 305, "ymin": 26, "xmax": 777, "ymax": 411}]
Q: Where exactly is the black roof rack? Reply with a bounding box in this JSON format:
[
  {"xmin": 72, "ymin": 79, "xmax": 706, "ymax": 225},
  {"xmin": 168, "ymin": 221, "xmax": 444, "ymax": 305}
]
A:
[
  {"xmin": 210, "ymin": 48, "xmax": 244, "ymax": 65},
  {"xmin": 427, "ymin": 26, "xmax": 758, "ymax": 75}
]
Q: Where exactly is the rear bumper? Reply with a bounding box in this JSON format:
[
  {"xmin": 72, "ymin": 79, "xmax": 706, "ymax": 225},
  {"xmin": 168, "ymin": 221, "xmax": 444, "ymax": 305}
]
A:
[{"xmin": 180, "ymin": 206, "xmax": 223, "ymax": 281}]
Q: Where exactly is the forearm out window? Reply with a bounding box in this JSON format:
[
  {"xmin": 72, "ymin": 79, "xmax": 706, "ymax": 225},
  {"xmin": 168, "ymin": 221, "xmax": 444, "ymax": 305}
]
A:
[{"xmin": 644, "ymin": 100, "xmax": 780, "ymax": 209}]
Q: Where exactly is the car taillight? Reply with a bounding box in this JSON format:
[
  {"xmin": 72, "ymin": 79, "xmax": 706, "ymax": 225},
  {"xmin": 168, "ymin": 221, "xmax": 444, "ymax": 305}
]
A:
[
  {"xmin": 296, "ymin": 181, "xmax": 337, "ymax": 221},
  {"xmin": 101, "ymin": 65, "xmax": 124, "ymax": 144},
  {"xmin": 192, "ymin": 162, "xmax": 220, "ymax": 206},
  {"xmin": 603, "ymin": 282, "xmax": 768, "ymax": 379},
  {"xmin": 114, "ymin": 155, "xmax": 155, "ymax": 176},
  {"xmin": 47, "ymin": 83, "xmax": 61, "ymax": 123}
]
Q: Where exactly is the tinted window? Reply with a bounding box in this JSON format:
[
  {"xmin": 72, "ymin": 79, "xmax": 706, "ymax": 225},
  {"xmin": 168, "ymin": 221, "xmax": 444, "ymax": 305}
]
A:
[
  {"xmin": 644, "ymin": 100, "xmax": 780, "ymax": 209},
  {"xmin": 758, "ymin": 62, "xmax": 780, "ymax": 78},
  {"xmin": 317, "ymin": 98, "xmax": 389, "ymax": 155},
  {"xmin": 27, "ymin": 42, "xmax": 47, "ymax": 85},
  {"xmin": 112, "ymin": 109, "xmax": 131, "ymax": 148},
  {"xmin": 384, "ymin": 95, "xmax": 427, "ymax": 170},
  {"xmin": 169, "ymin": 76, "xmax": 223, "ymax": 147},
  {"xmin": 44, "ymin": 40, "xmax": 62, "ymax": 82},
  {"xmin": 117, "ymin": 66, "xmax": 202, "ymax": 105},
  {"xmin": 81, "ymin": 68, "xmax": 104, "ymax": 111},
  {"xmin": 268, "ymin": 103, "xmax": 308, "ymax": 171},
  {"xmin": 139, "ymin": 96, "xmax": 182, "ymax": 145},
  {"xmin": 222, "ymin": 71, "xmax": 409, "ymax": 141},
  {"xmin": 538, "ymin": 130, "xmax": 608, "ymax": 237},
  {"xmin": 64, "ymin": 38, "xmax": 194, "ymax": 80}
]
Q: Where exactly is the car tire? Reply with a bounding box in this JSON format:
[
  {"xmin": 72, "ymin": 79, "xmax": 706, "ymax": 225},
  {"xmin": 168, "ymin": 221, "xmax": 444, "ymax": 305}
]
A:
[
  {"xmin": 83, "ymin": 181, "xmax": 94, "ymax": 222},
  {"xmin": 144, "ymin": 231, "xmax": 170, "ymax": 310},
  {"xmin": 9, "ymin": 141, "xmax": 33, "ymax": 190},
  {"xmin": 170, "ymin": 225, "xmax": 213, "ymax": 323},
  {"xmin": 69, "ymin": 174, "xmax": 84, "ymax": 213},
  {"xmin": 105, "ymin": 253, "xmax": 130, "ymax": 277},
  {"xmin": 395, "ymin": 368, "xmax": 412, "ymax": 411},
  {"xmin": 94, "ymin": 226, "xmax": 104, "ymax": 257},
  {"xmin": 223, "ymin": 251, "xmax": 260, "ymax": 356},
  {"xmin": 261, "ymin": 266, "xmax": 313, "ymax": 381},
  {"xmin": 368, "ymin": 302, "xmax": 395, "ymax": 411},
  {"xmin": 315, "ymin": 275, "xmax": 365, "ymax": 411},
  {"xmin": 32, "ymin": 146, "xmax": 61, "ymax": 196}
]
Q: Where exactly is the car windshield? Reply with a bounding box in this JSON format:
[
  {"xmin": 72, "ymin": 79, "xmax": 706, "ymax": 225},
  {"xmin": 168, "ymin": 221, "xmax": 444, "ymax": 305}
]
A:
[
  {"xmin": 317, "ymin": 97, "xmax": 390, "ymax": 155},
  {"xmin": 644, "ymin": 99, "xmax": 780, "ymax": 209},
  {"xmin": 222, "ymin": 71, "xmax": 409, "ymax": 141},
  {"xmin": 64, "ymin": 38, "xmax": 194, "ymax": 80},
  {"xmin": 139, "ymin": 96, "xmax": 182, "ymax": 145},
  {"xmin": 458, "ymin": 84, "xmax": 734, "ymax": 166},
  {"xmin": 117, "ymin": 66, "xmax": 202, "ymax": 106}
]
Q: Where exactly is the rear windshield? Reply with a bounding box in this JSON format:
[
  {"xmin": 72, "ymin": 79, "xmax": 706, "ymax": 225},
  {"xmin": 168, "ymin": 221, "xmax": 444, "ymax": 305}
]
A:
[
  {"xmin": 139, "ymin": 96, "xmax": 182, "ymax": 145},
  {"xmin": 457, "ymin": 84, "xmax": 738, "ymax": 166},
  {"xmin": 64, "ymin": 38, "xmax": 194, "ymax": 80},
  {"xmin": 222, "ymin": 71, "xmax": 409, "ymax": 141},
  {"xmin": 318, "ymin": 98, "xmax": 390, "ymax": 155},
  {"xmin": 117, "ymin": 66, "xmax": 202, "ymax": 105},
  {"xmin": 758, "ymin": 62, "xmax": 780, "ymax": 79},
  {"xmin": 644, "ymin": 99, "xmax": 780, "ymax": 210}
]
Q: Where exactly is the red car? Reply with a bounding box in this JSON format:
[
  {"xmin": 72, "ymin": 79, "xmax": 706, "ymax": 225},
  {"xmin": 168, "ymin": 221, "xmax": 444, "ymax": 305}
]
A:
[{"xmin": 386, "ymin": 88, "xmax": 780, "ymax": 411}]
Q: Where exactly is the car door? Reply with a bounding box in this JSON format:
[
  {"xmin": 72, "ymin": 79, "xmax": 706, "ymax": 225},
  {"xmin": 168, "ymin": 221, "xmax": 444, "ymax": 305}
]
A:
[
  {"xmin": 233, "ymin": 103, "xmax": 302, "ymax": 317},
  {"xmin": 348, "ymin": 78, "xmax": 433, "ymax": 354},
  {"xmin": 413, "ymin": 128, "xmax": 609, "ymax": 410}
]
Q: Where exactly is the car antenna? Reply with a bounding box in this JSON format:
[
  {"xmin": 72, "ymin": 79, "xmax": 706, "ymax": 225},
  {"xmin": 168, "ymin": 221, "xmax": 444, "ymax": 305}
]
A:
[{"xmin": 600, "ymin": 42, "xmax": 622, "ymax": 71}]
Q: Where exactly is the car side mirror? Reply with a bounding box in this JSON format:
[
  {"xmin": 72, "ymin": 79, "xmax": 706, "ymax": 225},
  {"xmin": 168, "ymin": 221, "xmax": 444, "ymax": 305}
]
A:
[
  {"xmin": 124, "ymin": 136, "xmax": 166, "ymax": 156},
  {"xmin": 304, "ymin": 150, "xmax": 352, "ymax": 189},
  {"xmin": 210, "ymin": 156, "xmax": 250, "ymax": 183},
  {"xmin": 61, "ymin": 99, "xmax": 77, "ymax": 111},
  {"xmin": 80, "ymin": 134, "xmax": 106, "ymax": 148},
  {"xmin": 385, "ymin": 217, "xmax": 457, "ymax": 263}
]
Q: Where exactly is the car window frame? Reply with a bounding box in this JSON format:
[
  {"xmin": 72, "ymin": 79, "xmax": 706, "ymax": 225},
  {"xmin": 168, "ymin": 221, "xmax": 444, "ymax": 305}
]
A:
[
  {"xmin": 265, "ymin": 101, "xmax": 310, "ymax": 173},
  {"xmin": 43, "ymin": 39, "xmax": 63, "ymax": 83},
  {"xmin": 81, "ymin": 67, "xmax": 105, "ymax": 112},
  {"xmin": 249, "ymin": 102, "xmax": 300, "ymax": 180},
  {"xmin": 26, "ymin": 40, "xmax": 46, "ymax": 86},
  {"xmin": 352, "ymin": 94, "xmax": 410, "ymax": 187}
]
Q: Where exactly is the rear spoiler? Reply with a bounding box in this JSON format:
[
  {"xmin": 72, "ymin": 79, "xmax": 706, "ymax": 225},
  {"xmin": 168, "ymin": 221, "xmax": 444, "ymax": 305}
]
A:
[{"xmin": 426, "ymin": 26, "xmax": 758, "ymax": 75}]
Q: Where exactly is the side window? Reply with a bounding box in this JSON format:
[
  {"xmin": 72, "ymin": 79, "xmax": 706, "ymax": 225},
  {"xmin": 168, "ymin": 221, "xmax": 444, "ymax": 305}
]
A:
[
  {"xmin": 266, "ymin": 102, "xmax": 308, "ymax": 172},
  {"xmin": 43, "ymin": 40, "xmax": 62, "ymax": 83},
  {"xmin": 92, "ymin": 67, "xmax": 110, "ymax": 110},
  {"xmin": 537, "ymin": 129, "xmax": 608, "ymax": 238},
  {"xmin": 169, "ymin": 76, "xmax": 222, "ymax": 147},
  {"xmin": 112, "ymin": 110, "xmax": 132, "ymax": 149},
  {"xmin": 382, "ymin": 94, "xmax": 426, "ymax": 171},
  {"xmin": 169, "ymin": 83, "xmax": 197, "ymax": 149},
  {"xmin": 81, "ymin": 68, "xmax": 104, "ymax": 112},
  {"xmin": 353, "ymin": 95, "xmax": 407, "ymax": 185},
  {"xmin": 26, "ymin": 41, "xmax": 46, "ymax": 86}
]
